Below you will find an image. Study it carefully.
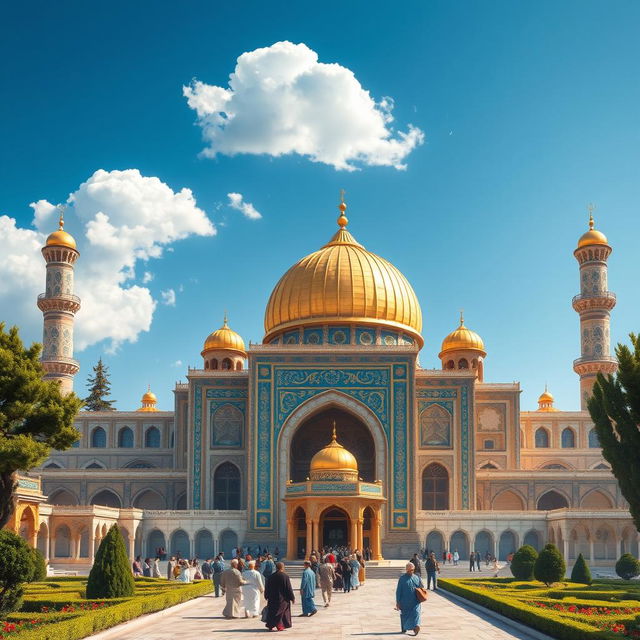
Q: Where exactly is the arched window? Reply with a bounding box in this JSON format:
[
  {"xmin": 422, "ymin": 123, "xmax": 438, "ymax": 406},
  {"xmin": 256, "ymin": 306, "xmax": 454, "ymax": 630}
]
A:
[
  {"xmin": 420, "ymin": 405, "xmax": 451, "ymax": 447},
  {"xmin": 43, "ymin": 462, "xmax": 62, "ymax": 469},
  {"xmin": 214, "ymin": 462, "xmax": 241, "ymax": 510},
  {"xmin": 458, "ymin": 358, "xmax": 469, "ymax": 369},
  {"xmin": 211, "ymin": 359, "xmax": 218, "ymax": 370},
  {"xmin": 537, "ymin": 490, "xmax": 569, "ymax": 510},
  {"xmin": 90, "ymin": 489, "xmax": 122, "ymax": 508},
  {"xmin": 145, "ymin": 426, "xmax": 161, "ymax": 448},
  {"xmin": 535, "ymin": 427, "xmax": 549, "ymax": 448},
  {"xmin": 85, "ymin": 462, "xmax": 104, "ymax": 469},
  {"xmin": 479, "ymin": 462, "xmax": 498, "ymax": 469},
  {"xmin": 212, "ymin": 405, "xmax": 243, "ymax": 447},
  {"xmin": 561, "ymin": 428, "xmax": 575, "ymax": 448},
  {"xmin": 446, "ymin": 360, "xmax": 454, "ymax": 370},
  {"xmin": 221, "ymin": 358, "xmax": 232, "ymax": 370},
  {"xmin": 421, "ymin": 463, "xmax": 449, "ymax": 510},
  {"xmin": 91, "ymin": 427, "xmax": 106, "ymax": 448},
  {"xmin": 235, "ymin": 361, "xmax": 242, "ymax": 371},
  {"xmin": 204, "ymin": 361, "xmax": 210, "ymax": 370},
  {"xmin": 588, "ymin": 428, "xmax": 600, "ymax": 448},
  {"xmin": 118, "ymin": 427, "xmax": 134, "ymax": 448}
]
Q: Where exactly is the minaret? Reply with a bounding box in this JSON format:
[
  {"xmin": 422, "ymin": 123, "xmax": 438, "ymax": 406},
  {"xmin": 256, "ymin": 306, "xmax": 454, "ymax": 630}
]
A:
[
  {"xmin": 37, "ymin": 207, "xmax": 81, "ymax": 394},
  {"xmin": 572, "ymin": 209, "xmax": 616, "ymax": 409}
]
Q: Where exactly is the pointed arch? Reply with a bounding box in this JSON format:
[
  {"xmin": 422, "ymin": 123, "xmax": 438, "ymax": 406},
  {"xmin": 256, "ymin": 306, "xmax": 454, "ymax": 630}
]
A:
[
  {"xmin": 498, "ymin": 529, "xmax": 518, "ymax": 560},
  {"xmin": 213, "ymin": 461, "xmax": 241, "ymax": 510},
  {"xmin": 492, "ymin": 488, "xmax": 526, "ymax": 511},
  {"xmin": 48, "ymin": 488, "xmax": 78, "ymax": 506},
  {"xmin": 588, "ymin": 428, "xmax": 600, "ymax": 448},
  {"xmin": 91, "ymin": 426, "xmax": 107, "ymax": 448},
  {"xmin": 118, "ymin": 426, "xmax": 134, "ymax": 448},
  {"xmin": 83, "ymin": 459, "xmax": 106, "ymax": 469},
  {"xmin": 561, "ymin": 427, "xmax": 576, "ymax": 448},
  {"xmin": 426, "ymin": 530, "xmax": 445, "ymax": 556},
  {"xmin": 145, "ymin": 426, "xmax": 161, "ymax": 448},
  {"xmin": 211, "ymin": 404, "xmax": 243, "ymax": 447},
  {"xmin": 132, "ymin": 488, "xmax": 166, "ymax": 510},
  {"xmin": 169, "ymin": 528, "xmax": 190, "ymax": 556},
  {"xmin": 90, "ymin": 489, "xmax": 122, "ymax": 508},
  {"xmin": 535, "ymin": 427, "xmax": 550, "ymax": 448},
  {"xmin": 580, "ymin": 488, "xmax": 614, "ymax": 509},
  {"xmin": 421, "ymin": 462, "xmax": 449, "ymax": 510},
  {"xmin": 537, "ymin": 489, "xmax": 570, "ymax": 510}
]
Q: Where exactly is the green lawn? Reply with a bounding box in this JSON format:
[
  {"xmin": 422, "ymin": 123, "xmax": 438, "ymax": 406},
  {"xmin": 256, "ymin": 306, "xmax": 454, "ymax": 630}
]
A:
[
  {"xmin": 438, "ymin": 577, "xmax": 640, "ymax": 639},
  {"xmin": 0, "ymin": 577, "xmax": 212, "ymax": 639}
]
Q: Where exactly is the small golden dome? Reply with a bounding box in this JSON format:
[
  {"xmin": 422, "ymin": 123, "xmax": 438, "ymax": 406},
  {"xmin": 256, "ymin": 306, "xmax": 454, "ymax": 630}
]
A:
[
  {"xmin": 537, "ymin": 386, "xmax": 558, "ymax": 412},
  {"xmin": 138, "ymin": 386, "xmax": 159, "ymax": 412},
  {"xmin": 439, "ymin": 313, "xmax": 485, "ymax": 357},
  {"xmin": 264, "ymin": 198, "xmax": 423, "ymax": 345},
  {"xmin": 310, "ymin": 424, "xmax": 358, "ymax": 473},
  {"xmin": 202, "ymin": 316, "xmax": 246, "ymax": 356},
  {"xmin": 45, "ymin": 210, "xmax": 76, "ymax": 250},
  {"xmin": 577, "ymin": 214, "xmax": 608, "ymax": 248}
]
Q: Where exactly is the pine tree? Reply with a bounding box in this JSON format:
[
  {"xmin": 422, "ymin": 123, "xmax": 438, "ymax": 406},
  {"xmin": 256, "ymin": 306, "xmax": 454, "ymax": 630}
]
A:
[
  {"xmin": 86, "ymin": 524, "xmax": 135, "ymax": 599},
  {"xmin": 0, "ymin": 324, "xmax": 82, "ymax": 529},
  {"xmin": 570, "ymin": 553, "xmax": 592, "ymax": 585},
  {"xmin": 84, "ymin": 358, "xmax": 116, "ymax": 411},
  {"xmin": 588, "ymin": 333, "xmax": 640, "ymax": 532},
  {"xmin": 533, "ymin": 543, "xmax": 566, "ymax": 586}
]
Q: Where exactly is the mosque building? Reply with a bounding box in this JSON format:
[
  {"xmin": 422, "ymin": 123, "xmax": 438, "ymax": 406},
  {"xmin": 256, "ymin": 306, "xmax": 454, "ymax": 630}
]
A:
[{"xmin": 21, "ymin": 199, "xmax": 638, "ymax": 569}]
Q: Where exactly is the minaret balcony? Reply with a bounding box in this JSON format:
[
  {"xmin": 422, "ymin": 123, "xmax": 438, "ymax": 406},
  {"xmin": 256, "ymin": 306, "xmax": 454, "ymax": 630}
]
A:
[
  {"xmin": 573, "ymin": 355, "xmax": 618, "ymax": 376},
  {"xmin": 37, "ymin": 293, "xmax": 81, "ymax": 313},
  {"xmin": 41, "ymin": 357, "xmax": 80, "ymax": 376},
  {"xmin": 572, "ymin": 291, "xmax": 616, "ymax": 312}
]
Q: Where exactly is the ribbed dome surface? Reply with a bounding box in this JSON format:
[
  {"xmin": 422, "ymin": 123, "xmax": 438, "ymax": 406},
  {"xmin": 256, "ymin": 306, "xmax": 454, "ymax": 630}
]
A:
[
  {"xmin": 46, "ymin": 229, "xmax": 76, "ymax": 250},
  {"xmin": 264, "ymin": 218, "xmax": 423, "ymax": 344},
  {"xmin": 310, "ymin": 430, "xmax": 358, "ymax": 473},
  {"xmin": 202, "ymin": 318, "xmax": 246, "ymax": 355},
  {"xmin": 577, "ymin": 215, "xmax": 608, "ymax": 248},
  {"xmin": 439, "ymin": 319, "xmax": 485, "ymax": 356}
]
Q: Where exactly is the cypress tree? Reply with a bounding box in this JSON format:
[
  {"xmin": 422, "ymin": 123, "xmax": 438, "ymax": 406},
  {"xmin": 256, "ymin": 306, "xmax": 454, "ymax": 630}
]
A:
[
  {"xmin": 588, "ymin": 333, "xmax": 640, "ymax": 532},
  {"xmin": 533, "ymin": 543, "xmax": 566, "ymax": 586},
  {"xmin": 84, "ymin": 358, "xmax": 116, "ymax": 411},
  {"xmin": 570, "ymin": 553, "xmax": 592, "ymax": 585},
  {"xmin": 86, "ymin": 524, "xmax": 135, "ymax": 599},
  {"xmin": 510, "ymin": 545, "xmax": 538, "ymax": 581}
]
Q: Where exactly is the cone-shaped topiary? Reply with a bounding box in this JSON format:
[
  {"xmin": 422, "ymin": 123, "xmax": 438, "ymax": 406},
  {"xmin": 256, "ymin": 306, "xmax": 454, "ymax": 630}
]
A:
[
  {"xmin": 534, "ymin": 543, "xmax": 566, "ymax": 586},
  {"xmin": 510, "ymin": 545, "xmax": 538, "ymax": 580},
  {"xmin": 86, "ymin": 524, "xmax": 135, "ymax": 599},
  {"xmin": 0, "ymin": 530, "xmax": 35, "ymax": 614},
  {"xmin": 615, "ymin": 553, "xmax": 640, "ymax": 580},
  {"xmin": 570, "ymin": 553, "xmax": 592, "ymax": 584}
]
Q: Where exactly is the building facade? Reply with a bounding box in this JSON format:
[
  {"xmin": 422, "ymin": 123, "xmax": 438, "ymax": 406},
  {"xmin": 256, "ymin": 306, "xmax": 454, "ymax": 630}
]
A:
[{"xmin": 25, "ymin": 200, "xmax": 637, "ymax": 569}]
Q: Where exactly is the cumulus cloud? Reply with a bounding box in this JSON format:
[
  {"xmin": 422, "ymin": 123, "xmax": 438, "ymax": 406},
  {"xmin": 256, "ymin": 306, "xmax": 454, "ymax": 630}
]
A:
[
  {"xmin": 1, "ymin": 169, "xmax": 215, "ymax": 353},
  {"xmin": 142, "ymin": 271, "xmax": 153, "ymax": 284},
  {"xmin": 184, "ymin": 41, "xmax": 424, "ymax": 171},
  {"xmin": 227, "ymin": 192, "xmax": 262, "ymax": 220},
  {"xmin": 161, "ymin": 289, "xmax": 176, "ymax": 306}
]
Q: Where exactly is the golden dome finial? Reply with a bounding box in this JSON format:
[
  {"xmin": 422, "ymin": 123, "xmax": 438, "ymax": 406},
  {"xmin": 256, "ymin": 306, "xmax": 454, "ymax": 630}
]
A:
[
  {"xmin": 45, "ymin": 204, "xmax": 77, "ymax": 250},
  {"xmin": 587, "ymin": 203, "xmax": 595, "ymax": 230},
  {"xmin": 459, "ymin": 309, "xmax": 465, "ymax": 327},
  {"xmin": 57, "ymin": 204, "xmax": 65, "ymax": 231},
  {"xmin": 331, "ymin": 420, "xmax": 337, "ymax": 441},
  {"xmin": 337, "ymin": 189, "xmax": 348, "ymax": 228},
  {"xmin": 223, "ymin": 310, "xmax": 229, "ymax": 327}
]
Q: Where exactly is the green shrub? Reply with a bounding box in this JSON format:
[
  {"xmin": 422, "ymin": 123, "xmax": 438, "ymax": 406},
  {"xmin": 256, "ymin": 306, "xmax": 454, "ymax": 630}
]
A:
[
  {"xmin": 533, "ymin": 544, "xmax": 566, "ymax": 587},
  {"xmin": 615, "ymin": 553, "xmax": 640, "ymax": 580},
  {"xmin": 86, "ymin": 524, "xmax": 135, "ymax": 599},
  {"xmin": 570, "ymin": 553, "xmax": 591, "ymax": 585},
  {"xmin": 0, "ymin": 530, "xmax": 36, "ymax": 615},
  {"xmin": 510, "ymin": 545, "xmax": 538, "ymax": 581},
  {"xmin": 29, "ymin": 548, "xmax": 47, "ymax": 582}
]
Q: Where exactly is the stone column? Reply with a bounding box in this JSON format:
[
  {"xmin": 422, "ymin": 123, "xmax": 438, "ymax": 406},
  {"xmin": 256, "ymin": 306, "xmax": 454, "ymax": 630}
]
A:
[
  {"xmin": 616, "ymin": 538, "xmax": 622, "ymax": 559},
  {"xmin": 305, "ymin": 520, "xmax": 312, "ymax": 560},
  {"xmin": 357, "ymin": 519, "xmax": 364, "ymax": 552},
  {"xmin": 286, "ymin": 519, "xmax": 295, "ymax": 560},
  {"xmin": 350, "ymin": 519, "xmax": 358, "ymax": 551},
  {"xmin": 128, "ymin": 536, "xmax": 135, "ymax": 560},
  {"xmin": 563, "ymin": 539, "xmax": 569, "ymax": 563},
  {"xmin": 312, "ymin": 520, "xmax": 320, "ymax": 554},
  {"xmin": 371, "ymin": 510, "xmax": 382, "ymax": 560},
  {"xmin": 589, "ymin": 540, "xmax": 595, "ymax": 563},
  {"xmin": 89, "ymin": 535, "xmax": 96, "ymax": 560}
]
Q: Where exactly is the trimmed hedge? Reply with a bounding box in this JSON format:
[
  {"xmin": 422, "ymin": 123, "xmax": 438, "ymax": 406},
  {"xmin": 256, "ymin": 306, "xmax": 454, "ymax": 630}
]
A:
[
  {"xmin": 438, "ymin": 578, "xmax": 639, "ymax": 640},
  {"xmin": 534, "ymin": 543, "xmax": 566, "ymax": 586},
  {"xmin": 616, "ymin": 554, "xmax": 640, "ymax": 581},
  {"xmin": 3, "ymin": 579, "xmax": 212, "ymax": 640},
  {"xmin": 571, "ymin": 553, "xmax": 592, "ymax": 585},
  {"xmin": 511, "ymin": 545, "xmax": 538, "ymax": 581}
]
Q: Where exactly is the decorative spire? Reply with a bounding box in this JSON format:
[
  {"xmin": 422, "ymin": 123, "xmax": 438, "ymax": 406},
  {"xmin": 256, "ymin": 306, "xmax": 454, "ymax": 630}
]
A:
[
  {"xmin": 337, "ymin": 189, "xmax": 348, "ymax": 228},
  {"xmin": 331, "ymin": 420, "xmax": 337, "ymax": 441},
  {"xmin": 57, "ymin": 204, "xmax": 66, "ymax": 230},
  {"xmin": 459, "ymin": 309, "xmax": 464, "ymax": 327},
  {"xmin": 223, "ymin": 310, "xmax": 228, "ymax": 327},
  {"xmin": 587, "ymin": 203, "xmax": 595, "ymax": 230}
]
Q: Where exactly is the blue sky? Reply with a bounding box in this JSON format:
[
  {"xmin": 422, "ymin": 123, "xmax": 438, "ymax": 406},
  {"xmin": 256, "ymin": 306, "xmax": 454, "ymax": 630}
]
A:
[{"xmin": 1, "ymin": 0, "xmax": 638, "ymax": 411}]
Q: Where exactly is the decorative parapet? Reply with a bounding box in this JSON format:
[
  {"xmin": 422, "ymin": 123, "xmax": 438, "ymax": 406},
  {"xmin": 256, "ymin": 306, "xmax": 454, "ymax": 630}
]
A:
[{"xmin": 284, "ymin": 479, "xmax": 385, "ymax": 498}]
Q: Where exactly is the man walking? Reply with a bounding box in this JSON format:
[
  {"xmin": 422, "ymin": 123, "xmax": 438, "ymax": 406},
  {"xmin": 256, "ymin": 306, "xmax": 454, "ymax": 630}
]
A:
[
  {"xmin": 220, "ymin": 558, "xmax": 247, "ymax": 618},
  {"xmin": 318, "ymin": 555, "xmax": 336, "ymax": 607},
  {"xmin": 212, "ymin": 555, "xmax": 225, "ymax": 597},
  {"xmin": 469, "ymin": 551, "xmax": 475, "ymax": 572},
  {"xmin": 425, "ymin": 552, "xmax": 440, "ymax": 591},
  {"xmin": 475, "ymin": 550, "xmax": 481, "ymax": 572},
  {"xmin": 299, "ymin": 560, "xmax": 317, "ymax": 617},
  {"xmin": 262, "ymin": 553, "xmax": 276, "ymax": 580},
  {"xmin": 410, "ymin": 553, "xmax": 423, "ymax": 577},
  {"xmin": 264, "ymin": 562, "xmax": 295, "ymax": 632}
]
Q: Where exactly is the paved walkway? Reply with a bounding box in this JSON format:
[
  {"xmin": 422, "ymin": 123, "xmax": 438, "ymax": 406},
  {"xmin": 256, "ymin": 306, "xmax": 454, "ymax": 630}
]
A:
[{"xmin": 90, "ymin": 578, "xmax": 542, "ymax": 640}]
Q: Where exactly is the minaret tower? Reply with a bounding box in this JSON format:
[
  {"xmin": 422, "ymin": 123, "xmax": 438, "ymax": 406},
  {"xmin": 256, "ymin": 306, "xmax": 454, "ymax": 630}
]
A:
[
  {"xmin": 37, "ymin": 206, "xmax": 81, "ymax": 394},
  {"xmin": 572, "ymin": 208, "xmax": 617, "ymax": 409}
]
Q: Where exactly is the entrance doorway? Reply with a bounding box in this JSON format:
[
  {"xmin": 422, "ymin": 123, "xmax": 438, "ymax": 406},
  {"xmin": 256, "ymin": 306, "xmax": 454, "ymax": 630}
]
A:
[{"xmin": 321, "ymin": 508, "xmax": 349, "ymax": 550}]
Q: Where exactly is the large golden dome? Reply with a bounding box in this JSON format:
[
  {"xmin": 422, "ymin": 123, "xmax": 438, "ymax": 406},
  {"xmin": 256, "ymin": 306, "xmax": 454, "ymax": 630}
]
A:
[
  {"xmin": 264, "ymin": 201, "xmax": 423, "ymax": 345},
  {"xmin": 439, "ymin": 314, "xmax": 485, "ymax": 357},
  {"xmin": 45, "ymin": 212, "xmax": 76, "ymax": 250},
  {"xmin": 577, "ymin": 215, "xmax": 608, "ymax": 248},
  {"xmin": 202, "ymin": 316, "xmax": 246, "ymax": 356},
  {"xmin": 310, "ymin": 425, "xmax": 358, "ymax": 474}
]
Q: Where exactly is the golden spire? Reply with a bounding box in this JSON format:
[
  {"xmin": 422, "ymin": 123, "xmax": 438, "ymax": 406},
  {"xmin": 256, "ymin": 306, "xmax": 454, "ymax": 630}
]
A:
[
  {"xmin": 331, "ymin": 420, "xmax": 337, "ymax": 441},
  {"xmin": 587, "ymin": 203, "xmax": 595, "ymax": 230},
  {"xmin": 337, "ymin": 189, "xmax": 348, "ymax": 228},
  {"xmin": 57, "ymin": 204, "xmax": 66, "ymax": 230},
  {"xmin": 459, "ymin": 309, "xmax": 464, "ymax": 326},
  {"xmin": 223, "ymin": 310, "xmax": 228, "ymax": 327}
]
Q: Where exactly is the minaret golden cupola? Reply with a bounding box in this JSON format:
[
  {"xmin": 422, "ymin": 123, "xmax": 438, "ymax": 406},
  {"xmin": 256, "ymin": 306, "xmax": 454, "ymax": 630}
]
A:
[
  {"xmin": 37, "ymin": 206, "xmax": 81, "ymax": 395},
  {"xmin": 201, "ymin": 314, "xmax": 246, "ymax": 371},
  {"xmin": 439, "ymin": 312, "xmax": 486, "ymax": 381},
  {"xmin": 263, "ymin": 196, "xmax": 423, "ymax": 346},
  {"xmin": 309, "ymin": 422, "xmax": 359, "ymax": 481},
  {"xmin": 537, "ymin": 386, "xmax": 558, "ymax": 412},
  {"xmin": 138, "ymin": 386, "xmax": 159, "ymax": 412}
]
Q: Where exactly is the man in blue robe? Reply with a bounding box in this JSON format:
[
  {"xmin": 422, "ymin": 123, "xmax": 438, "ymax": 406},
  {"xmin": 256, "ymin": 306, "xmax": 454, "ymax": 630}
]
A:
[
  {"xmin": 299, "ymin": 560, "xmax": 317, "ymax": 617},
  {"xmin": 395, "ymin": 562, "xmax": 424, "ymax": 635}
]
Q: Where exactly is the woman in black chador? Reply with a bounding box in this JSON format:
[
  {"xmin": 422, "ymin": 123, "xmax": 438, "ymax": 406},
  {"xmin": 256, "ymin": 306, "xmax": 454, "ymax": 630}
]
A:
[{"xmin": 264, "ymin": 562, "xmax": 296, "ymax": 631}]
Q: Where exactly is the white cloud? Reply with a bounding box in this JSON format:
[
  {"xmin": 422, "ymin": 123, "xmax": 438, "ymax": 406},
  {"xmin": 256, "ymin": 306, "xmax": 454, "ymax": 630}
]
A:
[
  {"xmin": 172, "ymin": 359, "xmax": 183, "ymax": 367},
  {"xmin": 184, "ymin": 41, "xmax": 424, "ymax": 171},
  {"xmin": 1, "ymin": 169, "xmax": 215, "ymax": 353},
  {"xmin": 142, "ymin": 271, "xmax": 153, "ymax": 283},
  {"xmin": 227, "ymin": 192, "xmax": 262, "ymax": 220},
  {"xmin": 161, "ymin": 289, "xmax": 176, "ymax": 306}
]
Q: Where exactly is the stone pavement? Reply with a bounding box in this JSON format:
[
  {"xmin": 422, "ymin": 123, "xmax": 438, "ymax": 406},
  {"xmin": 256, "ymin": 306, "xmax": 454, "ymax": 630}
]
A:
[{"xmin": 89, "ymin": 577, "xmax": 543, "ymax": 640}]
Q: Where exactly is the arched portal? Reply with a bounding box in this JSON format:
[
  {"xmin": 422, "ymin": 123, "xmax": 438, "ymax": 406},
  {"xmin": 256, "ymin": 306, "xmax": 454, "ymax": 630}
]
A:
[
  {"xmin": 320, "ymin": 506, "xmax": 350, "ymax": 550},
  {"xmin": 474, "ymin": 530, "xmax": 494, "ymax": 559},
  {"xmin": 426, "ymin": 530, "xmax": 444, "ymax": 557},
  {"xmin": 499, "ymin": 530, "xmax": 517, "ymax": 560},
  {"xmin": 219, "ymin": 529, "xmax": 238, "ymax": 558},
  {"xmin": 290, "ymin": 408, "xmax": 375, "ymax": 482}
]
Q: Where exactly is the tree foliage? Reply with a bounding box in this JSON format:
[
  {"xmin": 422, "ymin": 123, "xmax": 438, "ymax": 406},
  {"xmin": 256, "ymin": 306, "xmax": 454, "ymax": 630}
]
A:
[
  {"xmin": 570, "ymin": 553, "xmax": 592, "ymax": 585},
  {"xmin": 86, "ymin": 525, "xmax": 135, "ymax": 599},
  {"xmin": 0, "ymin": 530, "xmax": 36, "ymax": 614},
  {"xmin": 588, "ymin": 333, "xmax": 640, "ymax": 532},
  {"xmin": 0, "ymin": 324, "xmax": 82, "ymax": 528},
  {"xmin": 84, "ymin": 358, "xmax": 116, "ymax": 411},
  {"xmin": 510, "ymin": 545, "xmax": 538, "ymax": 581},
  {"xmin": 533, "ymin": 543, "xmax": 566, "ymax": 586},
  {"xmin": 29, "ymin": 547, "xmax": 47, "ymax": 582},
  {"xmin": 615, "ymin": 553, "xmax": 640, "ymax": 580}
]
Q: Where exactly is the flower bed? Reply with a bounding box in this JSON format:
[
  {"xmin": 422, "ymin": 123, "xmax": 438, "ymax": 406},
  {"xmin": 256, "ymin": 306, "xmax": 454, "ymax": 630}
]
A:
[
  {"xmin": 0, "ymin": 578, "xmax": 212, "ymax": 640},
  {"xmin": 438, "ymin": 577, "xmax": 640, "ymax": 639}
]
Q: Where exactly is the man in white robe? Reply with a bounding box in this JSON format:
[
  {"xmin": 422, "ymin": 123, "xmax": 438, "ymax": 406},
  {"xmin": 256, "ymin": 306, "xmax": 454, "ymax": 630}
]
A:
[{"xmin": 242, "ymin": 560, "xmax": 265, "ymax": 618}]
